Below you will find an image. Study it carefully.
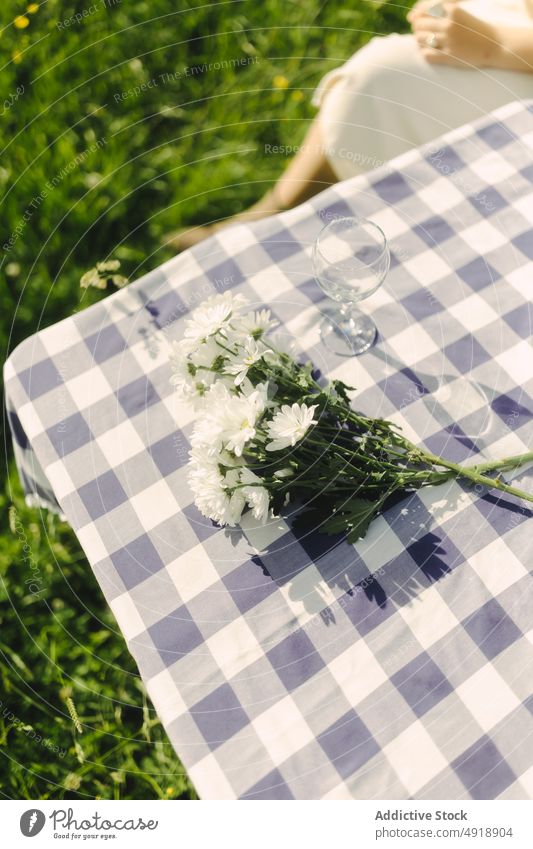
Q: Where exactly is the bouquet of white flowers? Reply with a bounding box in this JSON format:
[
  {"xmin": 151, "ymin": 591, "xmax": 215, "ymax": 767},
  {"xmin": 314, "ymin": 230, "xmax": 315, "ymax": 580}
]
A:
[{"xmin": 170, "ymin": 292, "xmax": 533, "ymax": 542}]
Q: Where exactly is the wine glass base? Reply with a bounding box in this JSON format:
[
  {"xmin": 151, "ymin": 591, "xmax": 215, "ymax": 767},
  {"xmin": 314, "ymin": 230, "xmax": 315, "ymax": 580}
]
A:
[{"xmin": 319, "ymin": 308, "xmax": 377, "ymax": 356}]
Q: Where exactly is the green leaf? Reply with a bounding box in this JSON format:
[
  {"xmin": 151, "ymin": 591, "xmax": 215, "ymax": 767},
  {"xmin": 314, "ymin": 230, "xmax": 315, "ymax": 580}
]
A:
[
  {"xmin": 322, "ymin": 498, "xmax": 383, "ymax": 542},
  {"xmin": 331, "ymin": 379, "xmax": 355, "ymax": 403}
]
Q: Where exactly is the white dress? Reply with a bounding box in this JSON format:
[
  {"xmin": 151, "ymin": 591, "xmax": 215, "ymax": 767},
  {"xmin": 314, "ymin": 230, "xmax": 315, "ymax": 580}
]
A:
[{"xmin": 313, "ymin": 0, "xmax": 533, "ymax": 178}]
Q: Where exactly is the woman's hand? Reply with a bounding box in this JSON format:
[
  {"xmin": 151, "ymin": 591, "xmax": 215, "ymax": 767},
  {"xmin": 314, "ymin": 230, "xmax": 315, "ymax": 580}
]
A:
[{"xmin": 409, "ymin": 0, "xmax": 499, "ymax": 67}]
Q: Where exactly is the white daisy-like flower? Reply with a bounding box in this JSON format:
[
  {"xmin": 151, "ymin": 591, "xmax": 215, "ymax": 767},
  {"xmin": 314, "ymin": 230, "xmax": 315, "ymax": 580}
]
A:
[
  {"xmin": 190, "ymin": 382, "xmax": 268, "ymax": 458},
  {"xmin": 233, "ymin": 309, "xmax": 278, "ymax": 340},
  {"xmin": 184, "ymin": 292, "xmax": 248, "ymax": 344},
  {"xmin": 169, "ymin": 341, "xmax": 196, "ymax": 400},
  {"xmin": 181, "ymin": 362, "xmax": 235, "ymax": 412},
  {"xmin": 188, "ymin": 460, "xmax": 246, "ymax": 526},
  {"xmin": 170, "ymin": 337, "xmax": 227, "ymax": 405},
  {"xmin": 189, "ymin": 415, "xmax": 223, "ymax": 457},
  {"xmin": 265, "ymin": 403, "xmax": 318, "ymax": 452},
  {"xmin": 264, "ymin": 329, "xmax": 300, "ymax": 360},
  {"xmin": 241, "ymin": 380, "xmax": 269, "ymax": 413},
  {"xmin": 240, "ymin": 468, "xmax": 271, "ymax": 523},
  {"xmin": 225, "ymin": 336, "xmax": 270, "ymax": 386},
  {"xmin": 218, "ymin": 388, "xmax": 267, "ymax": 456},
  {"xmin": 190, "ymin": 336, "xmax": 225, "ymax": 370}
]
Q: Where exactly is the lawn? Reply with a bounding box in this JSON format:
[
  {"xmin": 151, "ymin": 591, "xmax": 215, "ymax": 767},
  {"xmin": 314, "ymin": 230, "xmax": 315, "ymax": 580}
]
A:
[{"xmin": 1, "ymin": 0, "xmax": 411, "ymax": 799}]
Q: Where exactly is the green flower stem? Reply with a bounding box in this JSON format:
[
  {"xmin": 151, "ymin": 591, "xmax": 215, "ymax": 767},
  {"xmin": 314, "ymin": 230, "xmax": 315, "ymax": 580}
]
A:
[
  {"xmin": 297, "ymin": 432, "xmax": 533, "ymax": 503},
  {"xmin": 472, "ymin": 452, "xmax": 533, "ymax": 474},
  {"xmin": 214, "ymin": 337, "xmax": 238, "ymax": 357},
  {"xmin": 406, "ymin": 446, "xmax": 533, "ymax": 504},
  {"xmin": 304, "ymin": 436, "xmax": 410, "ymax": 476},
  {"xmin": 253, "ymin": 346, "xmax": 533, "ymax": 508}
]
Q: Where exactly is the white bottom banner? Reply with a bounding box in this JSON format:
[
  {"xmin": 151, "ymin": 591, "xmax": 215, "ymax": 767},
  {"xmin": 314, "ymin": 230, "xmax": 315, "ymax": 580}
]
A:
[{"xmin": 2, "ymin": 799, "xmax": 532, "ymax": 848}]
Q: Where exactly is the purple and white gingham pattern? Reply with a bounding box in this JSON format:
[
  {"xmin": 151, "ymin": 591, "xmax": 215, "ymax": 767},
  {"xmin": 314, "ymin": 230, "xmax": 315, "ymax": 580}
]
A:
[{"xmin": 5, "ymin": 100, "xmax": 533, "ymax": 800}]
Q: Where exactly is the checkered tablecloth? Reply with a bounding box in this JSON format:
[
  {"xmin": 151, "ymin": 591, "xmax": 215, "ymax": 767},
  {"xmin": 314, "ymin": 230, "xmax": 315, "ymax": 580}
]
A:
[{"xmin": 5, "ymin": 100, "xmax": 533, "ymax": 800}]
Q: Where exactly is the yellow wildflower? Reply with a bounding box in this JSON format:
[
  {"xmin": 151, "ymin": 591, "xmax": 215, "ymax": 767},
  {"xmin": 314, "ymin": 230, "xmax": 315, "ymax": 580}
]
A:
[
  {"xmin": 12, "ymin": 49, "xmax": 23, "ymax": 64},
  {"xmin": 27, "ymin": 3, "xmax": 39, "ymax": 13},
  {"xmin": 291, "ymin": 90, "xmax": 305, "ymax": 103},
  {"xmin": 14, "ymin": 15, "xmax": 30, "ymax": 28},
  {"xmin": 273, "ymin": 75, "xmax": 289, "ymax": 89}
]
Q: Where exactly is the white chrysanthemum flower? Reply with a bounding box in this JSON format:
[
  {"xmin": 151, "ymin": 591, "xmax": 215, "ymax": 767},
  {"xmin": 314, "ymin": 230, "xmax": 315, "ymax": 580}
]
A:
[
  {"xmin": 225, "ymin": 336, "xmax": 271, "ymax": 386},
  {"xmin": 218, "ymin": 388, "xmax": 267, "ymax": 456},
  {"xmin": 234, "ymin": 309, "xmax": 278, "ymax": 340},
  {"xmin": 242, "ymin": 381, "xmax": 269, "ymax": 412},
  {"xmin": 169, "ymin": 341, "xmax": 196, "ymax": 400},
  {"xmin": 184, "ymin": 292, "xmax": 248, "ymax": 344},
  {"xmin": 191, "ymin": 336, "xmax": 225, "ymax": 370},
  {"xmin": 240, "ymin": 468, "xmax": 270, "ymax": 523},
  {"xmin": 170, "ymin": 337, "xmax": 227, "ymax": 404},
  {"xmin": 190, "ymin": 382, "xmax": 268, "ymax": 458},
  {"xmin": 265, "ymin": 403, "xmax": 318, "ymax": 452},
  {"xmin": 193, "ymin": 379, "xmax": 234, "ymax": 420},
  {"xmin": 189, "ymin": 415, "xmax": 223, "ymax": 457},
  {"xmin": 188, "ymin": 460, "xmax": 245, "ymax": 526},
  {"xmin": 185, "ymin": 360, "xmax": 239, "ymax": 411}
]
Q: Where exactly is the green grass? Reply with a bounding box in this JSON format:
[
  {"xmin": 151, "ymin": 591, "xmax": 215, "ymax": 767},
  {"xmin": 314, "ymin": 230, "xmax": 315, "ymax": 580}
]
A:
[{"xmin": 1, "ymin": 0, "xmax": 410, "ymax": 799}]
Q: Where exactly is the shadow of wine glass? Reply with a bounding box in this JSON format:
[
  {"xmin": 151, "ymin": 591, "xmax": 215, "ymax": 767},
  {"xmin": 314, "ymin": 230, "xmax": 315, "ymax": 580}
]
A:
[
  {"xmin": 369, "ymin": 346, "xmax": 497, "ymax": 445},
  {"xmin": 267, "ymin": 314, "xmax": 501, "ymax": 449}
]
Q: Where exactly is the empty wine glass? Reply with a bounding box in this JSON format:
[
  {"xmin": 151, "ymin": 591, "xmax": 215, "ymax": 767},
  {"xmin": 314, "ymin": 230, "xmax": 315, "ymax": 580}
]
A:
[{"xmin": 313, "ymin": 215, "xmax": 390, "ymax": 356}]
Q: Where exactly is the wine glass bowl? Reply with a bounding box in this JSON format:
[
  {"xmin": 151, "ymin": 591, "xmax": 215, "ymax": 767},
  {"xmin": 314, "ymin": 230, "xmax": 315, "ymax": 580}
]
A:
[{"xmin": 313, "ymin": 215, "xmax": 390, "ymax": 356}]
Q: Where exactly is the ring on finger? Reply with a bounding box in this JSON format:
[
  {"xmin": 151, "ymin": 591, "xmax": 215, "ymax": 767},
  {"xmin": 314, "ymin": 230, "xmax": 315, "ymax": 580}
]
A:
[{"xmin": 425, "ymin": 32, "xmax": 440, "ymax": 48}]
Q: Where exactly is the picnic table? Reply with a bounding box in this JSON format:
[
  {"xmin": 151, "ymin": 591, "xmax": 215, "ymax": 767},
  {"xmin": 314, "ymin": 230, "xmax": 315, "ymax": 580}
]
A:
[{"xmin": 5, "ymin": 100, "xmax": 533, "ymax": 800}]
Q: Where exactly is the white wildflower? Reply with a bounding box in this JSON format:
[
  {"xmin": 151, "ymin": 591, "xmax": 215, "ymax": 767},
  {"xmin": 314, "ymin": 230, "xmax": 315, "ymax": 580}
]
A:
[
  {"xmin": 218, "ymin": 389, "xmax": 267, "ymax": 456},
  {"xmin": 265, "ymin": 403, "xmax": 318, "ymax": 452},
  {"xmin": 189, "ymin": 415, "xmax": 224, "ymax": 457},
  {"xmin": 189, "ymin": 372, "xmax": 225, "ymax": 407},
  {"xmin": 264, "ymin": 329, "xmax": 301, "ymax": 359},
  {"xmin": 96, "ymin": 259, "xmax": 121, "ymax": 272},
  {"xmin": 191, "ymin": 336, "xmax": 222, "ymax": 365},
  {"xmin": 80, "ymin": 267, "xmax": 107, "ymax": 290},
  {"xmin": 240, "ymin": 468, "xmax": 271, "ymax": 523},
  {"xmin": 80, "ymin": 259, "xmax": 128, "ymax": 290},
  {"xmin": 188, "ymin": 459, "xmax": 245, "ymax": 526},
  {"xmin": 169, "ymin": 341, "xmax": 196, "ymax": 400},
  {"xmin": 234, "ymin": 309, "xmax": 278, "ymax": 340},
  {"xmin": 241, "ymin": 381, "xmax": 269, "ymax": 414},
  {"xmin": 225, "ymin": 336, "xmax": 270, "ymax": 386},
  {"xmin": 184, "ymin": 291, "xmax": 248, "ymax": 345},
  {"xmin": 190, "ymin": 382, "xmax": 268, "ymax": 458}
]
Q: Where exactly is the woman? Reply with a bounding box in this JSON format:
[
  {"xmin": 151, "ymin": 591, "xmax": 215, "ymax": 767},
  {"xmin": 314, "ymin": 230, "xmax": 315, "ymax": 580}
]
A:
[{"xmin": 166, "ymin": 0, "xmax": 533, "ymax": 251}]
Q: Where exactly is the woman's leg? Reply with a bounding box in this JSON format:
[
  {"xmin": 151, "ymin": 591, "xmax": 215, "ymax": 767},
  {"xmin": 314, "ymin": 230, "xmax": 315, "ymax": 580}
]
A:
[
  {"xmin": 264, "ymin": 117, "xmax": 339, "ymax": 208},
  {"xmin": 165, "ymin": 29, "xmax": 533, "ymax": 252},
  {"xmin": 163, "ymin": 118, "xmax": 338, "ymax": 252}
]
